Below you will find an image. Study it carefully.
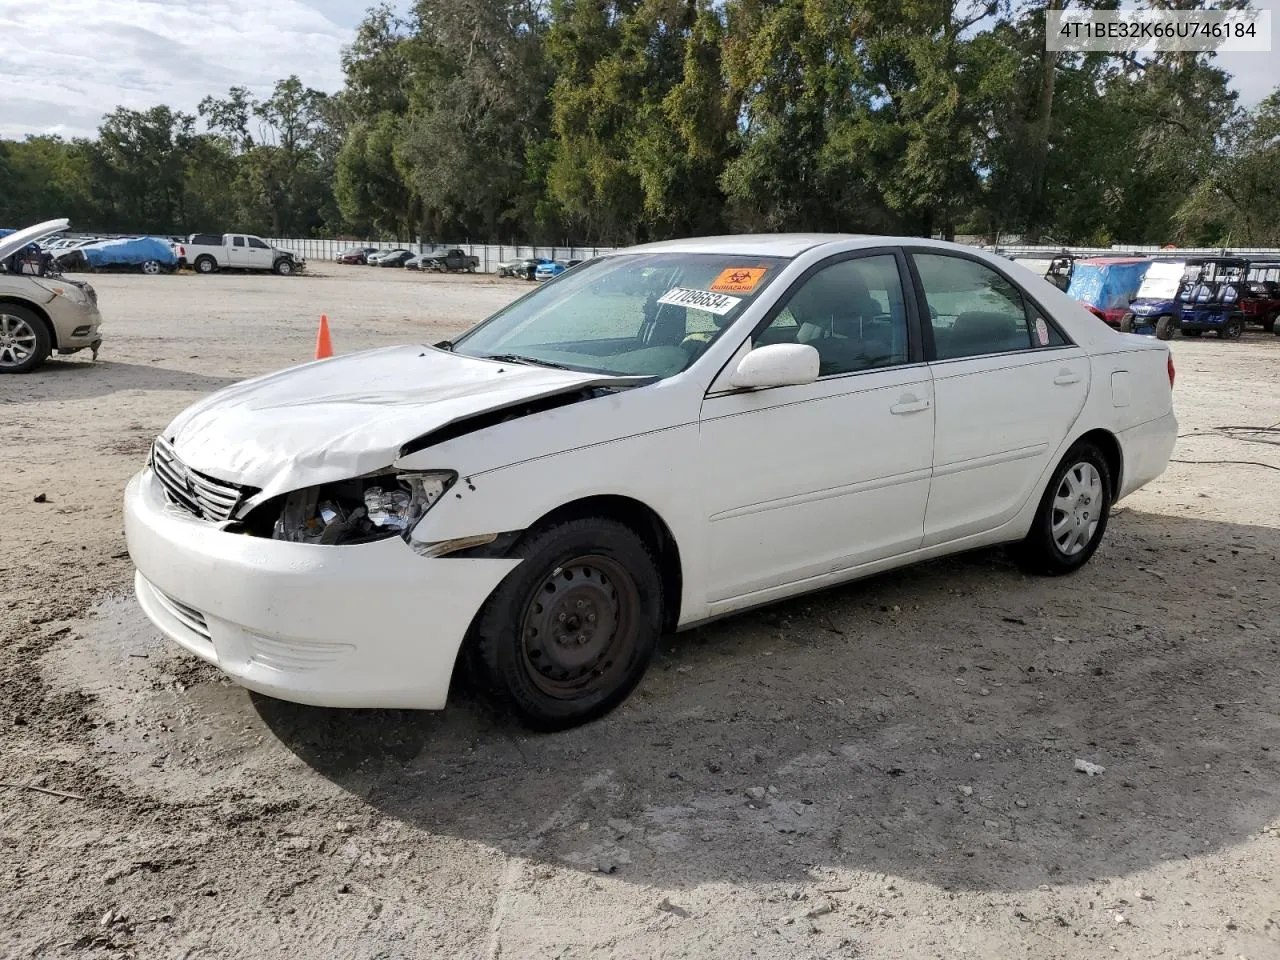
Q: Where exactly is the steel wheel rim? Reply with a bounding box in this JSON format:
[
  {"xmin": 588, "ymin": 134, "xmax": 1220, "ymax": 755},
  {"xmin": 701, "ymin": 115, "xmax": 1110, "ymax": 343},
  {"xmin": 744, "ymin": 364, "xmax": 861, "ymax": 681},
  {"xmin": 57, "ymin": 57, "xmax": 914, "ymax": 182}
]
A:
[
  {"xmin": 1051, "ymin": 461, "xmax": 1102, "ymax": 556},
  {"xmin": 519, "ymin": 554, "xmax": 639, "ymax": 700},
  {"xmin": 0, "ymin": 313, "xmax": 38, "ymax": 367},
  {"xmin": 278, "ymin": 262, "xmax": 292, "ymax": 275}
]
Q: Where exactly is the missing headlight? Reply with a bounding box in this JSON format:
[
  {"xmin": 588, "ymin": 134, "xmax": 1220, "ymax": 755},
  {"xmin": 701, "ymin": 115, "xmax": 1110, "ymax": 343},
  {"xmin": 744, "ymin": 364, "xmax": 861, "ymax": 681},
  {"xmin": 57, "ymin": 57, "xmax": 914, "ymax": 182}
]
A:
[{"xmin": 270, "ymin": 471, "xmax": 455, "ymax": 546}]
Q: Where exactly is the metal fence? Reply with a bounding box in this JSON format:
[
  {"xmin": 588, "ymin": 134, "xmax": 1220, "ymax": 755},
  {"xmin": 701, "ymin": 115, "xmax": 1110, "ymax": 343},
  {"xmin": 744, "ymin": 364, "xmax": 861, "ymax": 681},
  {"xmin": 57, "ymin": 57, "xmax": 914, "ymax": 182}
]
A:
[
  {"xmin": 991, "ymin": 243, "xmax": 1280, "ymax": 259},
  {"xmin": 263, "ymin": 238, "xmax": 618, "ymax": 272}
]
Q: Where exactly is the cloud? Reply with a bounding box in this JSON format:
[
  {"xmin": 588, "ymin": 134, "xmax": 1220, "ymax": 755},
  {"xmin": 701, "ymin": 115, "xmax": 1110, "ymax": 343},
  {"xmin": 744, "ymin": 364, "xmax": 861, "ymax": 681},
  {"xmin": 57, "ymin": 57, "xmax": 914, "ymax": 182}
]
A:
[{"xmin": 0, "ymin": 0, "xmax": 350, "ymax": 139}]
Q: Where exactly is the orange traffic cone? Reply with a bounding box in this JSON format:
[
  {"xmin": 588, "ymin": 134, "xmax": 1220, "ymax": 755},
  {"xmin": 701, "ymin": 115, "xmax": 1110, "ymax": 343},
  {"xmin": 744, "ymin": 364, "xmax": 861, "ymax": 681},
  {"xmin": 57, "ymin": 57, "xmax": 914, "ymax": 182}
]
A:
[{"xmin": 315, "ymin": 314, "xmax": 333, "ymax": 359}]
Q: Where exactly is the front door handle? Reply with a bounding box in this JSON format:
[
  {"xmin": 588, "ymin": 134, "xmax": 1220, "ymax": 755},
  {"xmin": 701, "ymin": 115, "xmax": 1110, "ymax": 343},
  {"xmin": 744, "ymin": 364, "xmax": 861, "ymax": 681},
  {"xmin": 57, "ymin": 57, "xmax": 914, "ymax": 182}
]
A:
[
  {"xmin": 1053, "ymin": 369, "xmax": 1081, "ymax": 386},
  {"xmin": 890, "ymin": 393, "xmax": 931, "ymax": 415}
]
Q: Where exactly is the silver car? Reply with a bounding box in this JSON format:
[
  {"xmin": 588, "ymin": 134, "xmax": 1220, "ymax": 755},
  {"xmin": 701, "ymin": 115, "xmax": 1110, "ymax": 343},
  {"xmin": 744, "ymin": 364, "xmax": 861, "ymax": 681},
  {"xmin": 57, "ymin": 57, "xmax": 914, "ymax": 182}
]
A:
[{"xmin": 0, "ymin": 219, "xmax": 103, "ymax": 373}]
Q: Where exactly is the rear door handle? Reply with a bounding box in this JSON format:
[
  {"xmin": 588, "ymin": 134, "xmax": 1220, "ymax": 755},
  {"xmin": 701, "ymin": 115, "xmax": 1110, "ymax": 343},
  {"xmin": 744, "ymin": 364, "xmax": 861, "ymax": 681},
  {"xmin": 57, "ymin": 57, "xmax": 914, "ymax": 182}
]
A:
[
  {"xmin": 890, "ymin": 394, "xmax": 931, "ymax": 415},
  {"xmin": 1053, "ymin": 369, "xmax": 1081, "ymax": 386}
]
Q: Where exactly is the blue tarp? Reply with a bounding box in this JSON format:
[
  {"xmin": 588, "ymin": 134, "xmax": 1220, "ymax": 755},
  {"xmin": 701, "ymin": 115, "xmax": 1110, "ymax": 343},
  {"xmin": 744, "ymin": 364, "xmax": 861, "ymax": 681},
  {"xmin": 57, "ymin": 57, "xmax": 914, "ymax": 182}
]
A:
[
  {"xmin": 1066, "ymin": 261, "xmax": 1152, "ymax": 312},
  {"xmin": 79, "ymin": 236, "xmax": 177, "ymax": 268}
]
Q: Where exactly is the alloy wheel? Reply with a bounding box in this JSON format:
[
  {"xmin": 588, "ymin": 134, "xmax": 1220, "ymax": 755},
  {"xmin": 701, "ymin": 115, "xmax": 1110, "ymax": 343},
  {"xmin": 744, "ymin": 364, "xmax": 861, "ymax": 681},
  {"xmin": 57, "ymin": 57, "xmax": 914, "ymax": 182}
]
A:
[
  {"xmin": 0, "ymin": 312, "xmax": 38, "ymax": 368},
  {"xmin": 1051, "ymin": 461, "xmax": 1103, "ymax": 557}
]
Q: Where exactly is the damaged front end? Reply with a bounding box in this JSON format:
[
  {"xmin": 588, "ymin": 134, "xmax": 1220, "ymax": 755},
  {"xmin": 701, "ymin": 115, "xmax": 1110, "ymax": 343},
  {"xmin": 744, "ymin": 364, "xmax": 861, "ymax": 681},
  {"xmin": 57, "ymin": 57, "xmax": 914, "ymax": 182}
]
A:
[{"xmin": 253, "ymin": 470, "xmax": 457, "ymax": 550}]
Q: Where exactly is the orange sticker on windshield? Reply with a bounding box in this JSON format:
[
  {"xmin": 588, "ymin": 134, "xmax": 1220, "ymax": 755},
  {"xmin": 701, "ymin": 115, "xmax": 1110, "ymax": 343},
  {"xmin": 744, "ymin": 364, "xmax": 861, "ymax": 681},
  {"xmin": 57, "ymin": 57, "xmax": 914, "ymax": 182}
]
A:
[{"xmin": 710, "ymin": 267, "xmax": 768, "ymax": 294}]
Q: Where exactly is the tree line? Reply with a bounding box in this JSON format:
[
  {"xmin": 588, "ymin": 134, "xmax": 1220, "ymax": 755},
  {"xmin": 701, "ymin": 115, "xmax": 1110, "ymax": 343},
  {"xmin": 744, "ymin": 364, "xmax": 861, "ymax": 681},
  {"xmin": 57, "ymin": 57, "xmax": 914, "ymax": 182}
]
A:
[{"xmin": 2, "ymin": 0, "xmax": 1278, "ymax": 247}]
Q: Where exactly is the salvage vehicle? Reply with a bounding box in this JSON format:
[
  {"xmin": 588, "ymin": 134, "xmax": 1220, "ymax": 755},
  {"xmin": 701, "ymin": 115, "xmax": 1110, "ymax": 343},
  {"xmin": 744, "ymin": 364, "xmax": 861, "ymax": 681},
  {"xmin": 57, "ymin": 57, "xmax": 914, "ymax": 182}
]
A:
[
  {"xmin": 1065, "ymin": 256, "xmax": 1150, "ymax": 327},
  {"xmin": 336, "ymin": 246, "xmax": 380, "ymax": 265},
  {"xmin": 1177, "ymin": 257, "xmax": 1248, "ymax": 339},
  {"xmin": 0, "ymin": 219, "xmax": 103, "ymax": 373},
  {"xmin": 370, "ymin": 248, "xmax": 414, "ymax": 267},
  {"xmin": 1118, "ymin": 257, "xmax": 1197, "ymax": 339},
  {"xmin": 56, "ymin": 236, "xmax": 179, "ymax": 275},
  {"xmin": 184, "ymin": 233, "xmax": 304, "ymax": 275},
  {"xmin": 1242, "ymin": 261, "xmax": 1280, "ymax": 332},
  {"xmin": 534, "ymin": 259, "xmax": 584, "ymax": 281},
  {"xmin": 423, "ymin": 248, "xmax": 480, "ymax": 273},
  {"xmin": 498, "ymin": 257, "xmax": 554, "ymax": 280},
  {"xmin": 124, "ymin": 235, "xmax": 1178, "ymax": 729}
]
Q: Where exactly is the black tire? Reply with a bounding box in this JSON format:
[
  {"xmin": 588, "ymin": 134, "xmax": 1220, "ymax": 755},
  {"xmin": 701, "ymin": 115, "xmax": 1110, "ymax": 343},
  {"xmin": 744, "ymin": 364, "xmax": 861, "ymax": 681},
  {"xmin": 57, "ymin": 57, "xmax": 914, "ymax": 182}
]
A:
[
  {"xmin": 274, "ymin": 259, "xmax": 294, "ymax": 276},
  {"xmin": 195, "ymin": 256, "xmax": 217, "ymax": 274},
  {"xmin": 1155, "ymin": 315, "xmax": 1175, "ymax": 340},
  {"xmin": 1262, "ymin": 312, "xmax": 1276, "ymax": 333},
  {"xmin": 1218, "ymin": 320, "xmax": 1243, "ymax": 340},
  {"xmin": 1119, "ymin": 313, "xmax": 1134, "ymax": 333},
  {"xmin": 1015, "ymin": 441, "xmax": 1113, "ymax": 576},
  {"xmin": 1183, "ymin": 328, "xmax": 1203, "ymax": 337},
  {"xmin": 469, "ymin": 517, "xmax": 662, "ymax": 730},
  {"xmin": 141, "ymin": 260, "xmax": 161, "ymax": 275},
  {"xmin": 0, "ymin": 304, "xmax": 52, "ymax": 374}
]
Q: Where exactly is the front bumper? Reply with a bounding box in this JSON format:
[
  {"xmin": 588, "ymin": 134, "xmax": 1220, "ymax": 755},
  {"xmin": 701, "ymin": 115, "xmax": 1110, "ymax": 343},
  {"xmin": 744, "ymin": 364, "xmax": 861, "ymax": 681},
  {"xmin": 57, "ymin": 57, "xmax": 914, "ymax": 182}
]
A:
[
  {"xmin": 124, "ymin": 469, "xmax": 519, "ymax": 709},
  {"xmin": 47, "ymin": 294, "xmax": 103, "ymax": 353}
]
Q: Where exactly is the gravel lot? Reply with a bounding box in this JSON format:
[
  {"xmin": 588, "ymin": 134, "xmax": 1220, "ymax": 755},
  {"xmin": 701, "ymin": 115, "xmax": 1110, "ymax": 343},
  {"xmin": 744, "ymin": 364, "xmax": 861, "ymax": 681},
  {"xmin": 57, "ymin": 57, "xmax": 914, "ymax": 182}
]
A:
[{"xmin": 2, "ymin": 267, "xmax": 1278, "ymax": 959}]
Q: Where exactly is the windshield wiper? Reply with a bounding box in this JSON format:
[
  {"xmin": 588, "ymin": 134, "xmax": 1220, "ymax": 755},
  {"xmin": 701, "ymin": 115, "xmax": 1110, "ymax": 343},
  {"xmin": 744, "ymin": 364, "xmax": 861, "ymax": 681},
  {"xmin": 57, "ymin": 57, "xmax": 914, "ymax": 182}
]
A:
[{"xmin": 480, "ymin": 353, "xmax": 575, "ymax": 370}]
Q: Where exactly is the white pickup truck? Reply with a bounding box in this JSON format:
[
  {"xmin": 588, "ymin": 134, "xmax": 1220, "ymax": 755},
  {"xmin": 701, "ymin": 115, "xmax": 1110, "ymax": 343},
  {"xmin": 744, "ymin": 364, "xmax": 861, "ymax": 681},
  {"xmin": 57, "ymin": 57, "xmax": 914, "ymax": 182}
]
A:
[{"xmin": 181, "ymin": 233, "xmax": 305, "ymax": 276}]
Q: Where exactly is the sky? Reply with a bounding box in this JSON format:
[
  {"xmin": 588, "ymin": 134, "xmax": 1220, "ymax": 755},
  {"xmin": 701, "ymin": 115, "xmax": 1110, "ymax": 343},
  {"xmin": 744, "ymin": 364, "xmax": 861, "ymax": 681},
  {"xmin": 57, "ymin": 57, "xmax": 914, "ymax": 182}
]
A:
[{"xmin": 0, "ymin": 0, "xmax": 1277, "ymax": 141}]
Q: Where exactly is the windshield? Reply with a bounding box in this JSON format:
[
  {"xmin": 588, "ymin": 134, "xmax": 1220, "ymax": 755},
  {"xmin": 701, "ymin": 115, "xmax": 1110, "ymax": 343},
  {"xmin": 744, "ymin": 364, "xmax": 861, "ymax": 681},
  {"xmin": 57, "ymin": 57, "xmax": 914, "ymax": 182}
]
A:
[
  {"xmin": 1135, "ymin": 261, "xmax": 1186, "ymax": 300},
  {"xmin": 452, "ymin": 253, "xmax": 788, "ymax": 378}
]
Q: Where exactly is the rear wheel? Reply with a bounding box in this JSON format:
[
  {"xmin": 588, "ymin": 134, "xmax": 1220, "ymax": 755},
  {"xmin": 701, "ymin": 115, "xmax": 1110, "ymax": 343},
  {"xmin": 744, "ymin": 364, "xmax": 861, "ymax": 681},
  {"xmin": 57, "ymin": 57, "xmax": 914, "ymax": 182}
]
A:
[
  {"xmin": 1119, "ymin": 313, "xmax": 1135, "ymax": 333},
  {"xmin": 1218, "ymin": 320, "xmax": 1243, "ymax": 340},
  {"xmin": 1264, "ymin": 311, "xmax": 1277, "ymax": 333},
  {"xmin": 470, "ymin": 517, "xmax": 662, "ymax": 730},
  {"xmin": 1015, "ymin": 441, "xmax": 1113, "ymax": 576},
  {"xmin": 195, "ymin": 256, "xmax": 217, "ymax": 274},
  {"xmin": 0, "ymin": 305, "xmax": 52, "ymax": 374},
  {"xmin": 1155, "ymin": 315, "xmax": 1175, "ymax": 340},
  {"xmin": 141, "ymin": 260, "xmax": 161, "ymax": 275}
]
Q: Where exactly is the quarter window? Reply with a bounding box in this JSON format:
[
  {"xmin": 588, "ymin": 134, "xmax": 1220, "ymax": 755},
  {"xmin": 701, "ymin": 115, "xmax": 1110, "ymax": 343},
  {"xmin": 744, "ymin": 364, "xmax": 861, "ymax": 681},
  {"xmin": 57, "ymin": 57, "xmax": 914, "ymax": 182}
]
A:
[
  {"xmin": 755, "ymin": 255, "xmax": 910, "ymax": 376},
  {"xmin": 914, "ymin": 254, "xmax": 1039, "ymax": 360}
]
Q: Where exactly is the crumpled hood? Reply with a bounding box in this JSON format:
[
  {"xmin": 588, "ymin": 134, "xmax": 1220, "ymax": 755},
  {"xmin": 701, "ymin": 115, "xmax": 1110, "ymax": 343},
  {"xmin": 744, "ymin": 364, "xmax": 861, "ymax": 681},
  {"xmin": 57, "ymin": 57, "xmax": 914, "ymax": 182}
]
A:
[{"xmin": 164, "ymin": 345, "xmax": 620, "ymax": 494}]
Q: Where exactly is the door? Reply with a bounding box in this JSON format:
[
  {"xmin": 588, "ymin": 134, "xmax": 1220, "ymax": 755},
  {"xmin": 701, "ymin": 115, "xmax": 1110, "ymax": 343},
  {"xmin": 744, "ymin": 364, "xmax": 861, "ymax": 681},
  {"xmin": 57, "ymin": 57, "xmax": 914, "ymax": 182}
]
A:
[
  {"xmin": 227, "ymin": 235, "xmax": 249, "ymax": 268},
  {"xmin": 908, "ymin": 251, "xmax": 1089, "ymax": 546},
  {"xmin": 246, "ymin": 236, "xmax": 275, "ymax": 271},
  {"xmin": 699, "ymin": 251, "xmax": 935, "ymax": 604}
]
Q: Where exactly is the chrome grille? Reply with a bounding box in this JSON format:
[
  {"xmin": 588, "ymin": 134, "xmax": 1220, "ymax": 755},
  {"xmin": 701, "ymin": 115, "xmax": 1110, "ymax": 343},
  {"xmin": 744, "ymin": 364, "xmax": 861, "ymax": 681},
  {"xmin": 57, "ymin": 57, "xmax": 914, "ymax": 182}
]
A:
[{"xmin": 151, "ymin": 437, "xmax": 253, "ymax": 522}]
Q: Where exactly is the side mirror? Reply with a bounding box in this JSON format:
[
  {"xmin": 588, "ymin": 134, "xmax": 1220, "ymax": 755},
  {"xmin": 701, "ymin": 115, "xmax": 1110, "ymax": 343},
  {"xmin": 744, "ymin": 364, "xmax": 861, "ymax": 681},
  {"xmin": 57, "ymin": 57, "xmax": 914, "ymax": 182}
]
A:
[{"xmin": 729, "ymin": 343, "xmax": 820, "ymax": 390}]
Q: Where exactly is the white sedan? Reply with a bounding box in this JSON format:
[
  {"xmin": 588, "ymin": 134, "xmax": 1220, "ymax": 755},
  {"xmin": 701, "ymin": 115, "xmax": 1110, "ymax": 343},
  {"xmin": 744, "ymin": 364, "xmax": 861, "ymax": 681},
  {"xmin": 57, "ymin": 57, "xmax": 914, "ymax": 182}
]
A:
[{"xmin": 124, "ymin": 235, "xmax": 1177, "ymax": 728}]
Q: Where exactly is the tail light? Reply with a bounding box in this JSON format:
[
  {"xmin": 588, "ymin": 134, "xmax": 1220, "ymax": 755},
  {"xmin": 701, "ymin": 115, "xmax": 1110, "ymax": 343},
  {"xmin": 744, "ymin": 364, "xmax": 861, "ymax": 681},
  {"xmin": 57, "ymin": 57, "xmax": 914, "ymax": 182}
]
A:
[{"xmin": 1167, "ymin": 353, "xmax": 1175, "ymax": 389}]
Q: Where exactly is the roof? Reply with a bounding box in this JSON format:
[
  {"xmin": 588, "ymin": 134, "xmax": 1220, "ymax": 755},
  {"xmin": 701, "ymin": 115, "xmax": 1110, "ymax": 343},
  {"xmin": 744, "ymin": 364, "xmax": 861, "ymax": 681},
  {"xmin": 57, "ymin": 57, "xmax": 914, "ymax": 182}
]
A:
[{"xmin": 619, "ymin": 234, "xmax": 875, "ymax": 257}]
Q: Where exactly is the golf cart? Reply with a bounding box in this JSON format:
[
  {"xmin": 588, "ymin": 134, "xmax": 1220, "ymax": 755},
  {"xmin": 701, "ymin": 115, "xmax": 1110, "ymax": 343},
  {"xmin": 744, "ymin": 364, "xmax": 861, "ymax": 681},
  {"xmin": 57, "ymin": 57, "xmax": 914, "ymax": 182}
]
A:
[
  {"xmin": 1241, "ymin": 261, "xmax": 1280, "ymax": 333},
  {"xmin": 1119, "ymin": 257, "xmax": 1198, "ymax": 340},
  {"xmin": 1009, "ymin": 252, "xmax": 1076, "ymax": 291},
  {"xmin": 1178, "ymin": 257, "xmax": 1248, "ymax": 339}
]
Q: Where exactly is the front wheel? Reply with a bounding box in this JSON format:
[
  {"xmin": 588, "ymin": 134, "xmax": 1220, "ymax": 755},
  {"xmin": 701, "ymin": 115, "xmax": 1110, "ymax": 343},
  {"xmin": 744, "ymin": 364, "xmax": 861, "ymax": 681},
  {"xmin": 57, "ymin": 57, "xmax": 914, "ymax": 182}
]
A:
[
  {"xmin": 274, "ymin": 259, "xmax": 294, "ymax": 276},
  {"xmin": 1219, "ymin": 320, "xmax": 1243, "ymax": 340},
  {"xmin": 141, "ymin": 260, "xmax": 161, "ymax": 275},
  {"xmin": 1155, "ymin": 315, "xmax": 1175, "ymax": 340},
  {"xmin": 1015, "ymin": 441, "xmax": 1113, "ymax": 576},
  {"xmin": 0, "ymin": 305, "xmax": 52, "ymax": 373},
  {"xmin": 469, "ymin": 517, "xmax": 662, "ymax": 730}
]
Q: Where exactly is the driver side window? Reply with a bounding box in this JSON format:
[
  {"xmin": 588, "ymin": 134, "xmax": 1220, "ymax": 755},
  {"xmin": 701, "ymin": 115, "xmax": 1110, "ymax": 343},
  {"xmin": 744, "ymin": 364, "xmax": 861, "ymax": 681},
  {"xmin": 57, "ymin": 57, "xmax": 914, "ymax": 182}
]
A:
[{"xmin": 755, "ymin": 255, "xmax": 909, "ymax": 377}]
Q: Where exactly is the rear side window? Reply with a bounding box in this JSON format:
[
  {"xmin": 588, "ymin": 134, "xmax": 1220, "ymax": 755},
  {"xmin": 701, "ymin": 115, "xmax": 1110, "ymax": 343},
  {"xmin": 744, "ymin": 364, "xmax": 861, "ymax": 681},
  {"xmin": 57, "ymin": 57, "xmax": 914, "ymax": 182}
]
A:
[
  {"xmin": 189, "ymin": 234, "xmax": 221, "ymax": 245},
  {"xmin": 913, "ymin": 254, "xmax": 1066, "ymax": 359}
]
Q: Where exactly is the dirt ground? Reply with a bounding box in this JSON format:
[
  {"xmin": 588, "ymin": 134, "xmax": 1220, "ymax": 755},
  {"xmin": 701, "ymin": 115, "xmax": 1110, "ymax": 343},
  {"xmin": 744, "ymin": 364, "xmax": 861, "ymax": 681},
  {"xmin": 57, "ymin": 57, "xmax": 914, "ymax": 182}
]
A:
[{"xmin": 2, "ymin": 267, "xmax": 1278, "ymax": 960}]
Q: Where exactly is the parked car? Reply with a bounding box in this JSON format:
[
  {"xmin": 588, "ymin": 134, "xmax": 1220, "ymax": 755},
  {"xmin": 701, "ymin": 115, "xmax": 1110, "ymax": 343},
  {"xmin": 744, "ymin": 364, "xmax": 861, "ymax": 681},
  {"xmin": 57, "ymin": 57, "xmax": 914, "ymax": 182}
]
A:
[
  {"xmin": 57, "ymin": 236, "xmax": 180, "ymax": 275},
  {"xmin": 1119, "ymin": 257, "xmax": 1197, "ymax": 340},
  {"xmin": 336, "ymin": 246, "xmax": 380, "ymax": 265},
  {"xmin": 405, "ymin": 253, "xmax": 431, "ymax": 271},
  {"xmin": 497, "ymin": 257, "xmax": 553, "ymax": 280},
  {"xmin": 1065, "ymin": 256, "xmax": 1151, "ymax": 327},
  {"xmin": 534, "ymin": 259, "xmax": 583, "ymax": 281},
  {"xmin": 371, "ymin": 248, "xmax": 415, "ymax": 268},
  {"xmin": 1242, "ymin": 260, "xmax": 1280, "ymax": 333},
  {"xmin": 1177, "ymin": 257, "xmax": 1248, "ymax": 339},
  {"xmin": 185, "ymin": 233, "xmax": 304, "ymax": 275},
  {"xmin": 0, "ymin": 218, "xmax": 103, "ymax": 373},
  {"xmin": 124, "ymin": 234, "xmax": 1177, "ymax": 729},
  {"xmin": 423, "ymin": 248, "xmax": 480, "ymax": 273}
]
